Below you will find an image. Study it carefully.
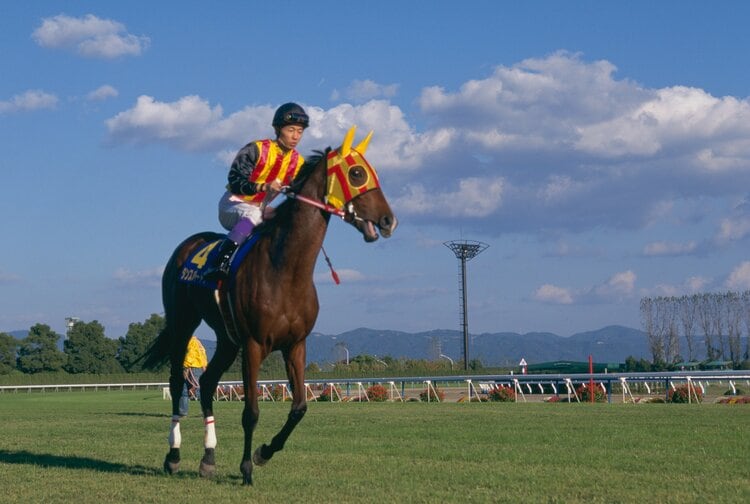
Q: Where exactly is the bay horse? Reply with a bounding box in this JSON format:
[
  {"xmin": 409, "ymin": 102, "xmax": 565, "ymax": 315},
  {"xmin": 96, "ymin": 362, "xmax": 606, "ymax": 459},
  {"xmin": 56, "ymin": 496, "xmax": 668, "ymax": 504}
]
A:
[{"xmin": 142, "ymin": 126, "xmax": 397, "ymax": 485}]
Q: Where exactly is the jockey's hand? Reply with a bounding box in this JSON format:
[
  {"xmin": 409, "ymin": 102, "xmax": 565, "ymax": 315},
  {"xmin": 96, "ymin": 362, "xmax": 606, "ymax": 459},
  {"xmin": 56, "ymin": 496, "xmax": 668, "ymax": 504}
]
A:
[{"xmin": 266, "ymin": 179, "xmax": 283, "ymax": 193}]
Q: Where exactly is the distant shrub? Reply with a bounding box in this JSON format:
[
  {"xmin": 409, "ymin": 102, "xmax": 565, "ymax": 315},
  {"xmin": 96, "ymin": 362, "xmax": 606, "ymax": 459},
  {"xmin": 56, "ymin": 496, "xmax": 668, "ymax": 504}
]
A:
[
  {"xmin": 667, "ymin": 384, "xmax": 703, "ymax": 403},
  {"xmin": 318, "ymin": 384, "xmax": 342, "ymax": 402},
  {"xmin": 419, "ymin": 386, "xmax": 445, "ymax": 402},
  {"xmin": 724, "ymin": 388, "xmax": 744, "ymax": 396},
  {"xmin": 366, "ymin": 384, "xmax": 389, "ymax": 402},
  {"xmin": 269, "ymin": 384, "xmax": 288, "ymax": 401},
  {"xmin": 487, "ymin": 385, "xmax": 516, "ymax": 402},
  {"xmin": 576, "ymin": 383, "xmax": 607, "ymax": 403},
  {"xmin": 717, "ymin": 396, "xmax": 750, "ymax": 404}
]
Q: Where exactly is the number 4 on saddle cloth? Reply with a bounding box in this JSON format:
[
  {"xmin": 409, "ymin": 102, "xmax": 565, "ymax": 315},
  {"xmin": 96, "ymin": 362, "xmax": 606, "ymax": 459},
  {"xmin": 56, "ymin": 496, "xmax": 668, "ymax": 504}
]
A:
[{"xmin": 178, "ymin": 234, "xmax": 261, "ymax": 289}]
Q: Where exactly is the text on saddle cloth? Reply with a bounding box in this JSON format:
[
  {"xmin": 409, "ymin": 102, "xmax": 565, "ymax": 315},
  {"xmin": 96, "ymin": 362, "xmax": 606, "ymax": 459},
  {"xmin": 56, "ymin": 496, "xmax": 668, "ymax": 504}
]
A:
[{"xmin": 178, "ymin": 234, "xmax": 260, "ymax": 289}]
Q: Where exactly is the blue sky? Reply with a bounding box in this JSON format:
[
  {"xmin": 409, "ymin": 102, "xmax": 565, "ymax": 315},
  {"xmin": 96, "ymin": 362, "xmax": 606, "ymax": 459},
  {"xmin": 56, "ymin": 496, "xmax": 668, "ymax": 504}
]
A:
[{"xmin": 3, "ymin": 2, "xmax": 750, "ymax": 342}]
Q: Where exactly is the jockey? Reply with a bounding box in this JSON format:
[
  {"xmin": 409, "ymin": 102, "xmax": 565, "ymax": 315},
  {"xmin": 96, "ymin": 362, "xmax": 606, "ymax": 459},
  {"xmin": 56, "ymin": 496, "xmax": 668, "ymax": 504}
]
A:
[{"xmin": 203, "ymin": 102, "xmax": 309, "ymax": 281}]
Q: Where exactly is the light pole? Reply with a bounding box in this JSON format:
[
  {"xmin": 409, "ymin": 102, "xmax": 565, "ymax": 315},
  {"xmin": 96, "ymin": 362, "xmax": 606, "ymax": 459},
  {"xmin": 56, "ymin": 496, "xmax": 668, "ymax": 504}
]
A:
[
  {"xmin": 444, "ymin": 240, "xmax": 489, "ymax": 370},
  {"xmin": 440, "ymin": 353, "xmax": 455, "ymax": 370}
]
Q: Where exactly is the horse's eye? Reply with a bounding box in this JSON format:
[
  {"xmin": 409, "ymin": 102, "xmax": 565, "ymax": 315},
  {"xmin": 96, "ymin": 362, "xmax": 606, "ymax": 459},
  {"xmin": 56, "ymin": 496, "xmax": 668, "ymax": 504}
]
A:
[{"xmin": 348, "ymin": 165, "xmax": 369, "ymax": 187}]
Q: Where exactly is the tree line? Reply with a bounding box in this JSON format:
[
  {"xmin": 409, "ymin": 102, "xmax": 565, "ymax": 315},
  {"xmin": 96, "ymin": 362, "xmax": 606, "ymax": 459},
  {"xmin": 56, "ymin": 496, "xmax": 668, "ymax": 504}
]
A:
[
  {"xmin": 0, "ymin": 313, "xmax": 489, "ymax": 379},
  {"xmin": 0, "ymin": 314, "xmax": 165, "ymax": 375},
  {"xmin": 640, "ymin": 291, "xmax": 750, "ymax": 368}
]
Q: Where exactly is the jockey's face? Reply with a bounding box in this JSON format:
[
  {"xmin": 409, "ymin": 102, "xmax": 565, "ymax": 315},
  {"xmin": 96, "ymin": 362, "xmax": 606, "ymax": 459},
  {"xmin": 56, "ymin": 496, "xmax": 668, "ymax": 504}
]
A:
[{"xmin": 277, "ymin": 125, "xmax": 305, "ymax": 151}]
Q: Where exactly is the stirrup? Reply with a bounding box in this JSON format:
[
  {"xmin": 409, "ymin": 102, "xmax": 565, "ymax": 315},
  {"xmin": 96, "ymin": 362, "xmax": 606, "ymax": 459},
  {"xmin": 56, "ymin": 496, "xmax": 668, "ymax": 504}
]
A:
[{"xmin": 203, "ymin": 257, "xmax": 231, "ymax": 281}]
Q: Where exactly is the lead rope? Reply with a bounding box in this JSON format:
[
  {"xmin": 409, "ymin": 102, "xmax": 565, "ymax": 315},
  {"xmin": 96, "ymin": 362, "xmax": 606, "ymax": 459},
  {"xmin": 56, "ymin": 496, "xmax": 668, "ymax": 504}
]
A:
[{"xmin": 321, "ymin": 246, "xmax": 340, "ymax": 285}]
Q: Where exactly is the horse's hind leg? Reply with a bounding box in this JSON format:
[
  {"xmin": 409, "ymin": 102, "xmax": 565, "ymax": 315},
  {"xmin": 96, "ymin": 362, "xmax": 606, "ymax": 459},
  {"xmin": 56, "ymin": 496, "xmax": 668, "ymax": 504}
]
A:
[
  {"xmin": 253, "ymin": 342, "xmax": 308, "ymax": 467},
  {"xmin": 196, "ymin": 336, "xmax": 239, "ymax": 478},
  {"xmin": 163, "ymin": 319, "xmax": 200, "ymax": 475}
]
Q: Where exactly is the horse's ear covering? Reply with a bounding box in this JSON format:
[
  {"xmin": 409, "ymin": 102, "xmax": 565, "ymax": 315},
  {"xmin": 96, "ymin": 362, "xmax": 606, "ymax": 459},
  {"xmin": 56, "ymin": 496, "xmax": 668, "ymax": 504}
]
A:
[
  {"xmin": 355, "ymin": 130, "xmax": 373, "ymax": 155},
  {"xmin": 340, "ymin": 126, "xmax": 357, "ymax": 156}
]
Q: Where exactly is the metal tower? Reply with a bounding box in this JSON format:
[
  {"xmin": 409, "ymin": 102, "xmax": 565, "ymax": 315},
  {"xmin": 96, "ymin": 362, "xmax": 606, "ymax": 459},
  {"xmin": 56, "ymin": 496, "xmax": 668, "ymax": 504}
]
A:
[{"xmin": 444, "ymin": 240, "xmax": 489, "ymax": 370}]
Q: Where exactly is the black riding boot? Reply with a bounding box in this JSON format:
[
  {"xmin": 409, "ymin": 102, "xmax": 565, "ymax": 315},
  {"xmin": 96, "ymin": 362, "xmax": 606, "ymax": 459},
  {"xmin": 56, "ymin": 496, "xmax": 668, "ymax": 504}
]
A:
[{"xmin": 203, "ymin": 239, "xmax": 238, "ymax": 281}]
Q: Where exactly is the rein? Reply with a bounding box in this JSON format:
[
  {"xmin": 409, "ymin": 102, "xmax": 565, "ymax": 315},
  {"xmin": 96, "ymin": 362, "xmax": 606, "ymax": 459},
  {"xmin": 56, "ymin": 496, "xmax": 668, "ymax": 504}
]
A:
[
  {"xmin": 283, "ymin": 189, "xmax": 346, "ymax": 219},
  {"xmin": 282, "ymin": 188, "xmax": 367, "ymax": 224}
]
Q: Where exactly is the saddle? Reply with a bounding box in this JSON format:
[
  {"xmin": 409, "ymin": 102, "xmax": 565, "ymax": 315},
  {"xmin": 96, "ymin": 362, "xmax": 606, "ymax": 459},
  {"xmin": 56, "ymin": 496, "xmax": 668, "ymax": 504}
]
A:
[{"xmin": 178, "ymin": 234, "xmax": 260, "ymax": 289}]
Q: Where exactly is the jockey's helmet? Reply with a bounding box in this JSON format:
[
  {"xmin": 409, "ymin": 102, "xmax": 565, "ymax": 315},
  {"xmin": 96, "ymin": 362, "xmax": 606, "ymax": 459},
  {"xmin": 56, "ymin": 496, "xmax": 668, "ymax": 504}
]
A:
[{"xmin": 272, "ymin": 103, "xmax": 309, "ymax": 129}]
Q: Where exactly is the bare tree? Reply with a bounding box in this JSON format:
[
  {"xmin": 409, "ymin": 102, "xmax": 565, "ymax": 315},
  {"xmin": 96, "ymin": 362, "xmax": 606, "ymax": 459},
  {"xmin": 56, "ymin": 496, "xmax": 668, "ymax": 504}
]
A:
[
  {"xmin": 713, "ymin": 293, "xmax": 727, "ymax": 360},
  {"xmin": 679, "ymin": 295, "xmax": 698, "ymax": 361},
  {"xmin": 640, "ymin": 297, "xmax": 663, "ymax": 364},
  {"xmin": 696, "ymin": 293, "xmax": 718, "ymax": 360},
  {"xmin": 725, "ymin": 291, "xmax": 742, "ymax": 366},
  {"xmin": 743, "ymin": 291, "xmax": 750, "ymax": 361}
]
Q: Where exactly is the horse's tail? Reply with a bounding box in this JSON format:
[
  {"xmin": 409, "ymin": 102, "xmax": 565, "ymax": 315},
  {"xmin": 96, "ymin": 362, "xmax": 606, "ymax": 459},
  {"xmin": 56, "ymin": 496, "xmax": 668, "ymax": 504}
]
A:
[{"xmin": 141, "ymin": 327, "xmax": 172, "ymax": 370}]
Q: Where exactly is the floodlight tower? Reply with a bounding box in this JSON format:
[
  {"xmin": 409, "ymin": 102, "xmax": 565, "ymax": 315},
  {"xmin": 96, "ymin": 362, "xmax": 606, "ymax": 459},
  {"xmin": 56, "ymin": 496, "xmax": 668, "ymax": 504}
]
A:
[{"xmin": 444, "ymin": 240, "xmax": 489, "ymax": 370}]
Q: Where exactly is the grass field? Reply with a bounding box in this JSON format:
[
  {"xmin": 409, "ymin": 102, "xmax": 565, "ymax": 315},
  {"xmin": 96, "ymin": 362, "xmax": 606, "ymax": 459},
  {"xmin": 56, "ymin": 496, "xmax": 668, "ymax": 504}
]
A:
[{"xmin": 0, "ymin": 391, "xmax": 748, "ymax": 503}]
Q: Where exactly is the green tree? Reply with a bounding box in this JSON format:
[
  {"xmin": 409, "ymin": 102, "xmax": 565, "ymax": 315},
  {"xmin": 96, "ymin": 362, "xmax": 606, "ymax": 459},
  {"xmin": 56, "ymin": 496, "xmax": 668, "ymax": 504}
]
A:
[
  {"xmin": 64, "ymin": 320, "xmax": 123, "ymax": 374},
  {"xmin": 17, "ymin": 324, "xmax": 66, "ymax": 373},
  {"xmin": 0, "ymin": 332, "xmax": 19, "ymax": 375},
  {"xmin": 117, "ymin": 313, "xmax": 165, "ymax": 372}
]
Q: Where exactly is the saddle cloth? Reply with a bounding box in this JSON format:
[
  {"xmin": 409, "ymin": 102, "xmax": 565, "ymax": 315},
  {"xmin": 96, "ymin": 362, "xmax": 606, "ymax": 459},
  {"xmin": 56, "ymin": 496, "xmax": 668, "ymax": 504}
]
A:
[{"xmin": 178, "ymin": 234, "xmax": 260, "ymax": 289}]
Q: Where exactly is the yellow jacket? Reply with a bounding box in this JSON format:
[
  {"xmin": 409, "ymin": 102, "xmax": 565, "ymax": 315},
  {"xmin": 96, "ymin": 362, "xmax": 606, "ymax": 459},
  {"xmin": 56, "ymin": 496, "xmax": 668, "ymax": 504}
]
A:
[{"xmin": 184, "ymin": 336, "xmax": 208, "ymax": 369}]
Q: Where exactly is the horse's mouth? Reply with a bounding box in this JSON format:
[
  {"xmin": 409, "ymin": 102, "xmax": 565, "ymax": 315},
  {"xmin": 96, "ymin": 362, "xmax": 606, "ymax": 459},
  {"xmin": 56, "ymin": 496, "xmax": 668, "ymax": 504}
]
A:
[
  {"xmin": 361, "ymin": 220, "xmax": 379, "ymax": 242},
  {"xmin": 359, "ymin": 216, "xmax": 398, "ymax": 242}
]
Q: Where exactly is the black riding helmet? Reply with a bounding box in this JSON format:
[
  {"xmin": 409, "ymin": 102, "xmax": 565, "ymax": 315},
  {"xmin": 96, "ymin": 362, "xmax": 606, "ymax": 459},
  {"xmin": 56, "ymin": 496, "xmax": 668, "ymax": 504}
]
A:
[{"xmin": 272, "ymin": 102, "xmax": 309, "ymax": 129}]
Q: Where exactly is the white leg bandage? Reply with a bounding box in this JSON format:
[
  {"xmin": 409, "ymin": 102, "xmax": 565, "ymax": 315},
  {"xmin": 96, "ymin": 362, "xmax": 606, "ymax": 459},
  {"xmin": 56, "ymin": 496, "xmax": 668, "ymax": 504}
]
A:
[
  {"xmin": 169, "ymin": 415, "xmax": 182, "ymax": 448},
  {"xmin": 204, "ymin": 416, "xmax": 217, "ymax": 449}
]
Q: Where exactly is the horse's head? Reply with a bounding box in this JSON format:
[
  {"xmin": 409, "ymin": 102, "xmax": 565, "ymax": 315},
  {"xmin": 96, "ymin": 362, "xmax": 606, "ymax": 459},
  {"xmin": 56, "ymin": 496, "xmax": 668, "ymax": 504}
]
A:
[{"xmin": 325, "ymin": 126, "xmax": 398, "ymax": 242}]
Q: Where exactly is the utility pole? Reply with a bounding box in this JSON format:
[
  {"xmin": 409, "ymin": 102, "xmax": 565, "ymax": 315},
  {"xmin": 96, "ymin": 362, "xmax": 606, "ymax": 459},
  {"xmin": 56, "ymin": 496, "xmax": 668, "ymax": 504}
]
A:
[{"xmin": 444, "ymin": 240, "xmax": 489, "ymax": 370}]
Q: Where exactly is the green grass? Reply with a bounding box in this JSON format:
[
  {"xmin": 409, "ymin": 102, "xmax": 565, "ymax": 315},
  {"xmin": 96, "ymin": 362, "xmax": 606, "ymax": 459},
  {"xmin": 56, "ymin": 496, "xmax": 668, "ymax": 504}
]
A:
[{"xmin": 0, "ymin": 391, "xmax": 748, "ymax": 503}]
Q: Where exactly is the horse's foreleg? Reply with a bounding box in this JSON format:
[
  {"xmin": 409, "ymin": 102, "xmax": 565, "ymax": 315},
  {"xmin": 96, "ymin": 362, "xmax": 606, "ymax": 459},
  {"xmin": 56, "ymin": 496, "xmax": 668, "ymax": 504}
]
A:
[
  {"xmin": 239, "ymin": 342, "xmax": 262, "ymax": 485},
  {"xmin": 254, "ymin": 344, "xmax": 307, "ymax": 467}
]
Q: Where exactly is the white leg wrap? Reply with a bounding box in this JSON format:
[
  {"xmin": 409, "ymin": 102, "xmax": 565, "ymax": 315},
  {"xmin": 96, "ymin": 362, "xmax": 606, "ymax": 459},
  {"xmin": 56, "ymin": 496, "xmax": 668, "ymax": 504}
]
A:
[
  {"xmin": 204, "ymin": 416, "xmax": 217, "ymax": 449},
  {"xmin": 169, "ymin": 416, "xmax": 181, "ymax": 448}
]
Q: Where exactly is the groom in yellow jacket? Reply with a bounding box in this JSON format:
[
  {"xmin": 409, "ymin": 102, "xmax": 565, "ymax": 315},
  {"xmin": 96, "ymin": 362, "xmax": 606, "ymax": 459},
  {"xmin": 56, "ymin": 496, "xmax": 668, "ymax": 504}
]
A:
[{"xmin": 179, "ymin": 335, "xmax": 208, "ymax": 416}]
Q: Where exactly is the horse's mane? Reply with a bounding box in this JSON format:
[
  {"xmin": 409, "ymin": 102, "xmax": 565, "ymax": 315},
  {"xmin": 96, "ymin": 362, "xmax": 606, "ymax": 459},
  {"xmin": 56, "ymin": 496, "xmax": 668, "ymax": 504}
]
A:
[{"xmin": 253, "ymin": 149, "xmax": 328, "ymax": 236}]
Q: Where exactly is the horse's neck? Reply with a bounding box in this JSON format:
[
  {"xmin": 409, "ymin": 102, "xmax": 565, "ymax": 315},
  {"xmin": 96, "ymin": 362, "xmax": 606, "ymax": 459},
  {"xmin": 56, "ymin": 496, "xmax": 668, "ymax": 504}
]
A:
[{"xmin": 272, "ymin": 164, "xmax": 330, "ymax": 274}]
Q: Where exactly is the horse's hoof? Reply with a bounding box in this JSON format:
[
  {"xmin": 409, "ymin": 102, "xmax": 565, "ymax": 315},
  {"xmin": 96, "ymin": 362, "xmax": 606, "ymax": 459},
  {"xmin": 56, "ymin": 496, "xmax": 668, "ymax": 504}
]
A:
[
  {"xmin": 163, "ymin": 449, "xmax": 180, "ymax": 474},
  {"xmin": 163, "ymin": 458, "xmax": 180, "ymax": 475},
  {"xmin": 252, "ymin": 446, "xmax": 269, "ymax": 467},
  {"xmin": 199, "ymin": 461, "xmax": 216, "ymax": 478},
  {"xmin": 240, "ymin": 460, "xmax": 253, "ymax": 486}
]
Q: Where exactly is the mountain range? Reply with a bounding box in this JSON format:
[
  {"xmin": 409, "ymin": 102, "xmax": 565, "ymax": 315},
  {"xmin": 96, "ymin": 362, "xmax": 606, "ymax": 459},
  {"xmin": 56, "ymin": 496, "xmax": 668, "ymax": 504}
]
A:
[
  {"xmin": 198, "ymin": 325, "xmax": 655, "ymax": 366},
  {"xmin": 11, "ymin": 325, "xmax": 727, "ymax": 366}
]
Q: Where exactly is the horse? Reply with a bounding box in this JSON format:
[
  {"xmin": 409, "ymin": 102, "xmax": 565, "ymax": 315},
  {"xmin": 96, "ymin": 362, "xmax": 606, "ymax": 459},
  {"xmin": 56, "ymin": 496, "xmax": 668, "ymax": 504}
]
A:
[{"xmin": 142, "ymin": 126, "xmax": 397, "ymax": 485}]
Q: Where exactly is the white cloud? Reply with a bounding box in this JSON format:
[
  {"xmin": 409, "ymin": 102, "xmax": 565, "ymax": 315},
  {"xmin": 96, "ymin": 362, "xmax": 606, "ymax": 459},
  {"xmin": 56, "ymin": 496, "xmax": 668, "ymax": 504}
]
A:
[
  {"xmin": 32, "ymin": 14, "xmax": 150, "ymax": 58},
  {"xmin": 392, "ymin": 176, "xmax": 504, "ymax": 217},
  {"xmin": 726, "ymin": 261, "xmax": 750, "ymax": 290},
  {"xmin": 0, "ymin": 271, "xmax": 21, "ymax": 284},
  {"xmin": 533, "ymin": 284, "xmax": 574, "ymax": 304},
  {"xmin": 315, "ymin": 268, "xmax": 365, "ymax": 284},
  {"xmin": 649, "ymin": 275, "xmax": 712, "ymax": 297},
  {"xmin": 105, "ymin": 52, "xmax": 750, "ymax": 237},
  {"xmin": 87, "ymin": 85, "xmax": 118, "ymax": 101},
  {"xmin": 643, "ymin": 240, "xmax": 697, "ymax": 256},
  {"xmin": 716, "ymin": 215, "xmax": 750, "ymax": 244},
  {"xmin": 332, "ymin": 79, "xmax": 399, "ymax": 102},
  {"xmin": 594, "ymin": 270, "xmax": 636, "ymax": 298},
  {"xmin": 106, "ymin": 97, "xmax": 452, "ymax": 169},
  {"xmin": 0, "ymin": 90, "xmax": 58, "ymax": 113},
  {"xmin": 113, "ymin": 267, "xmax": 163, "ymax": 287}
]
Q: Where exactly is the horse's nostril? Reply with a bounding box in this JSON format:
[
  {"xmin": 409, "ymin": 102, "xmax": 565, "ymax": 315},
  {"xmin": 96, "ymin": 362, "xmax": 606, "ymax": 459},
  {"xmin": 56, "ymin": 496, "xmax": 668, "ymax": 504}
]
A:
[{"xmin": 380, "ymin": 215, "xmax": 393, "ymax": 230}]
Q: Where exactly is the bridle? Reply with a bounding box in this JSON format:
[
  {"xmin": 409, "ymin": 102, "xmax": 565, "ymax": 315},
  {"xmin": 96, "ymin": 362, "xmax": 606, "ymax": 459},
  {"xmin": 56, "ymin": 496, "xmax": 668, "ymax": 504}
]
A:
[{"xmin": 279, "ymin": 125, "xmax": 381, "ymax": 225}]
